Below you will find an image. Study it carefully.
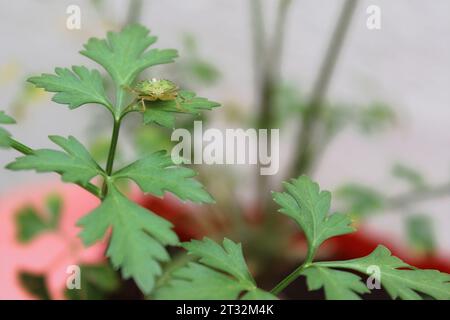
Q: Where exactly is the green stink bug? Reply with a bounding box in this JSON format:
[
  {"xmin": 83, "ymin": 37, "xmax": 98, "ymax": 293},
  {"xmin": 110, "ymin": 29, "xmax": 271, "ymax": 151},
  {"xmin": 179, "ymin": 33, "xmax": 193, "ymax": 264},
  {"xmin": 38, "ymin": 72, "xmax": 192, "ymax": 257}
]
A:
[{"xmin": 125, "ymin": 78, "xmax": 182, "ymax": 111}]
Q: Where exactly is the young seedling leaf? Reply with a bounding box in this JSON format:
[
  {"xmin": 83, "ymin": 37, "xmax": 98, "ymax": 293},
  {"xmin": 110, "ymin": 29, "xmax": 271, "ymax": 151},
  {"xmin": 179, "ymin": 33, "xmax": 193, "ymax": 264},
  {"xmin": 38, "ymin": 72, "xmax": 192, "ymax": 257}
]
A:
[
  {"xmin": 28, "ymin": 66, "xmax": 113, "ymax": 111},
  {"xmin": 77, "ymin": 183, "xmax": 178, "ymax": 294},
  {"xmin": 0, "ymin": 110, "xmax": 16, "ymax": 148},
  {"xmin": 273, "ymin": 175, "xmax": 355, "ymax": 257},
  {"xmin": 81, "ymin": 24, "xmax": 178, "ymax": 88},
  {"xmin": 316, "ymin": 245, "xmax": 450, "ymax": 300},
  {"xmin": 143, "ymin": 90, "xmax": 220, "ymax": 128},
  {"xmin": 113, "ymin": 150, "xmax": 214, "ymax": 203},
  {"xmin": 155, "ymin": 237, "xmax": 276, "ymax": 300},
  {"xmin": 301, "ymin": 266, "xmax": 369, "ymax": 300},
  {"xmin": 6, "ymin": 135, "xmax": 104, "ymax": 187}
]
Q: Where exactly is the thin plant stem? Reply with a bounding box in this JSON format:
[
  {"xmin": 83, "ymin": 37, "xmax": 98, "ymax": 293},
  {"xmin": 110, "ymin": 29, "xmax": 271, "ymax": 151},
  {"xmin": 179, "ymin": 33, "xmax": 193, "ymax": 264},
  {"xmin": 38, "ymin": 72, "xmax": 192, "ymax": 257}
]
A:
[
  {"xmin": 386, "ymin": 183, "xmax": 450, "ymax": 210},
  {"xmin": 102, "ymin": 118, "xmax": 121, "ymax": 196},
  {"xmin": 126, "ymin": 0, "xmax": 143, "ymax": 25},
  {"xmin": 270, "ymin": 246, "xmax": 315, "ymax": 295}
]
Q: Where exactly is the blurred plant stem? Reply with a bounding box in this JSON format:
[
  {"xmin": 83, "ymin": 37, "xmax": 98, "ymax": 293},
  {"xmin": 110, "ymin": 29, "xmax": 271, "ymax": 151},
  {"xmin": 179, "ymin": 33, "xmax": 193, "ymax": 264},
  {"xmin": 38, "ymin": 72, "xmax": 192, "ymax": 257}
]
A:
[
  {"xmin": 288, "ymin": 0, "xmax": 358, "ymax": 179},
  {"xmin": 126, "ymin": 0, "xmax": 143, "ymax": 25},
  {"xmin": 386, "ymin": 183, "xmax": 450, "ymax": 210},
  {"xmin": 252, "ymin": 0, "xmax": 293, "ymax": 212}
]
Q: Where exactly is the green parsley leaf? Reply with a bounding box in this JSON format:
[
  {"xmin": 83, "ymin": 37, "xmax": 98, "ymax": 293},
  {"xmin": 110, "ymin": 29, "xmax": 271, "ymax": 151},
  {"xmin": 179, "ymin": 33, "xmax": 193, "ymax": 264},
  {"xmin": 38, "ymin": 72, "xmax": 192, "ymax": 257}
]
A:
[
  {"xmin": 77, "ymin": 183, "xmax": 178, "ymax": 294},
  {"xmin": 301, "ymin": 266, "xmax": 369, "ymax": 300},
  {"xmin": 272, "ymin": 175, "xmax": 355, "ymax": 258},
  {"xmin": 143, "ymin": 90, "xmax": 220, "ymax": 128},
  {"xmin": 28, "ymin": 66, "xmax": 113, "ymax": 111},
  {"xmin": 0, "ymin": 110, "xmax": 15, "ymax": 148},
  {"xmin": 6, "ymin": 135, "xmax": 104, "ymax": 187},
  {"xmin": 316, "ymin": 245, "xmax": 450, "ymax": 300},
  {"xmin": 113, "ymin": 150, "xmax": 214, "ymax": 203},
  {"xmin": 81, "ymin": 24, "xmax": 178, "ymax": 88},
  {"xmin": 155, "ymin": 238, "xmax": 277, "ymax": 300}
]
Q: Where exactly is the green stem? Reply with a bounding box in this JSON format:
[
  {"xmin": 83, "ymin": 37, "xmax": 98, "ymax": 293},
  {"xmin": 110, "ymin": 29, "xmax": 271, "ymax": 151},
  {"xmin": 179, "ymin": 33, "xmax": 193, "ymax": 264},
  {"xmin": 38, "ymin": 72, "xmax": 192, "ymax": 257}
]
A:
[
  {"xmin": 7, "ymin": 137, "xmax": 101, "ymax": 197},
  {"xmin": 102, "ymin": 118, "xmax": 121, "ymax": 195},
  {"xmin": 8, "ymin": 137, "xmax": 33, "ymax": 155},
  {"xmin": 270, "ymin": 246, "xmax": 315, "ymax": 296}
]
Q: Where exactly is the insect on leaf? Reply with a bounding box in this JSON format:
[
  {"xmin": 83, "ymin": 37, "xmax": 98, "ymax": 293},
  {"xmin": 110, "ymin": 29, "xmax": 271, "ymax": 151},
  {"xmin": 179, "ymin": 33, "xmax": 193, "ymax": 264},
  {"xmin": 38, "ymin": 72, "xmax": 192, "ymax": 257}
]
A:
[
  {"xmin": 113, "ymin": 150, "xmax": 214, "ymax": 204},
  {"xmin": 336, "ymin": 183, "xmax": 384, "ymax": 218},
  {"xmin": 28, "ymin": 66, "xmax": 113, "ymax": 111},
  {"xmin": 6, "ymin": 135, "xmax": 104, "ymax": 187},
  {"xmin": 143, "ymin": 90, "xmax": 220, "ymax": 128},
  {"xmin": 77, "ymin": 183, "xmax": 179, "ymax": 294}
]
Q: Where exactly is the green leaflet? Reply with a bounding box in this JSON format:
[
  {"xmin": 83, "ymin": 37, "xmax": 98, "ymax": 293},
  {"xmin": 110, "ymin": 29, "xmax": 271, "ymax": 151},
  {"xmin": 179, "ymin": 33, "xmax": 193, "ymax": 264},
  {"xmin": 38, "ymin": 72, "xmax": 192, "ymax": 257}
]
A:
[
  {"xmin": 77, "ymin": 183, "xmax": 178, "ymax": 294},
  {"xmin": 155, "ymin": 238, "xmax": 277, "ymax": 300},
  {"xmin": 28, "ymin": 66, "xmax": 113, "ymax": 111},
  {"xmin": 113, "ymin": 150, "xmax": 214, "ymax": 204},
  {"xmin": 15, "ymin": 194, "xmax": 62, "ymax": 243},
  {"xmin": 81, "ymin": 24, "xmax": 178, "ymax": 88},
  {"xmin": 316, "ymin": 245, "xmax": 450, "ymax": 300},
  {"xmin": 143, "ymin": 90, "xmax": 220, "ymax": 128},
  {"xmin": 7, "ymin": 135, "xmax": 104, "ymax": 187},
  {"xmin": 273, "ymin": 175, "xmax": 355, "ymax": 257},
  {"xmin": 0, "ymin": 110, "xmax": 15, "ymax": 148},
  {"xmin": 301, "ymin": 266, "xmax": 369, "ymax": 300}
]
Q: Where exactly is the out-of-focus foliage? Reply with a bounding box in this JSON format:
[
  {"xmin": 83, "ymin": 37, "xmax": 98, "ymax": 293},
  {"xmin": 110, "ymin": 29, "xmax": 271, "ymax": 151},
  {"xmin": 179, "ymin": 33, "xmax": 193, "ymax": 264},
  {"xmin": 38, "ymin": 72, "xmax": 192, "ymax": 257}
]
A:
[
  {"xmin": 392, "ymin": 163, "xmax": 426, "ymax": 190},
  {"xmin": 179, "ymin": 34, "xmax": 221, "ymax": 85},
  {"xmin": 336, "ymin": 183, "xmax": 384, "ymax": 218},
  {"xmin": 15, "ymin": 194, "xmax": 62, "ymax": 243},
  {"xmin": 19, "ymin": 272, "xmax": 50, "ymax": 300},
  {"xmin": 406, "ymin": 215, "xmax": 436, "ymax": 254},
  {"xmin": 64, "ymin": 264, "xmax": 120, "ymax": 300},
  {"xmin": 0, "ymin": 110, "xmax": 15, "ymax": 148}
]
